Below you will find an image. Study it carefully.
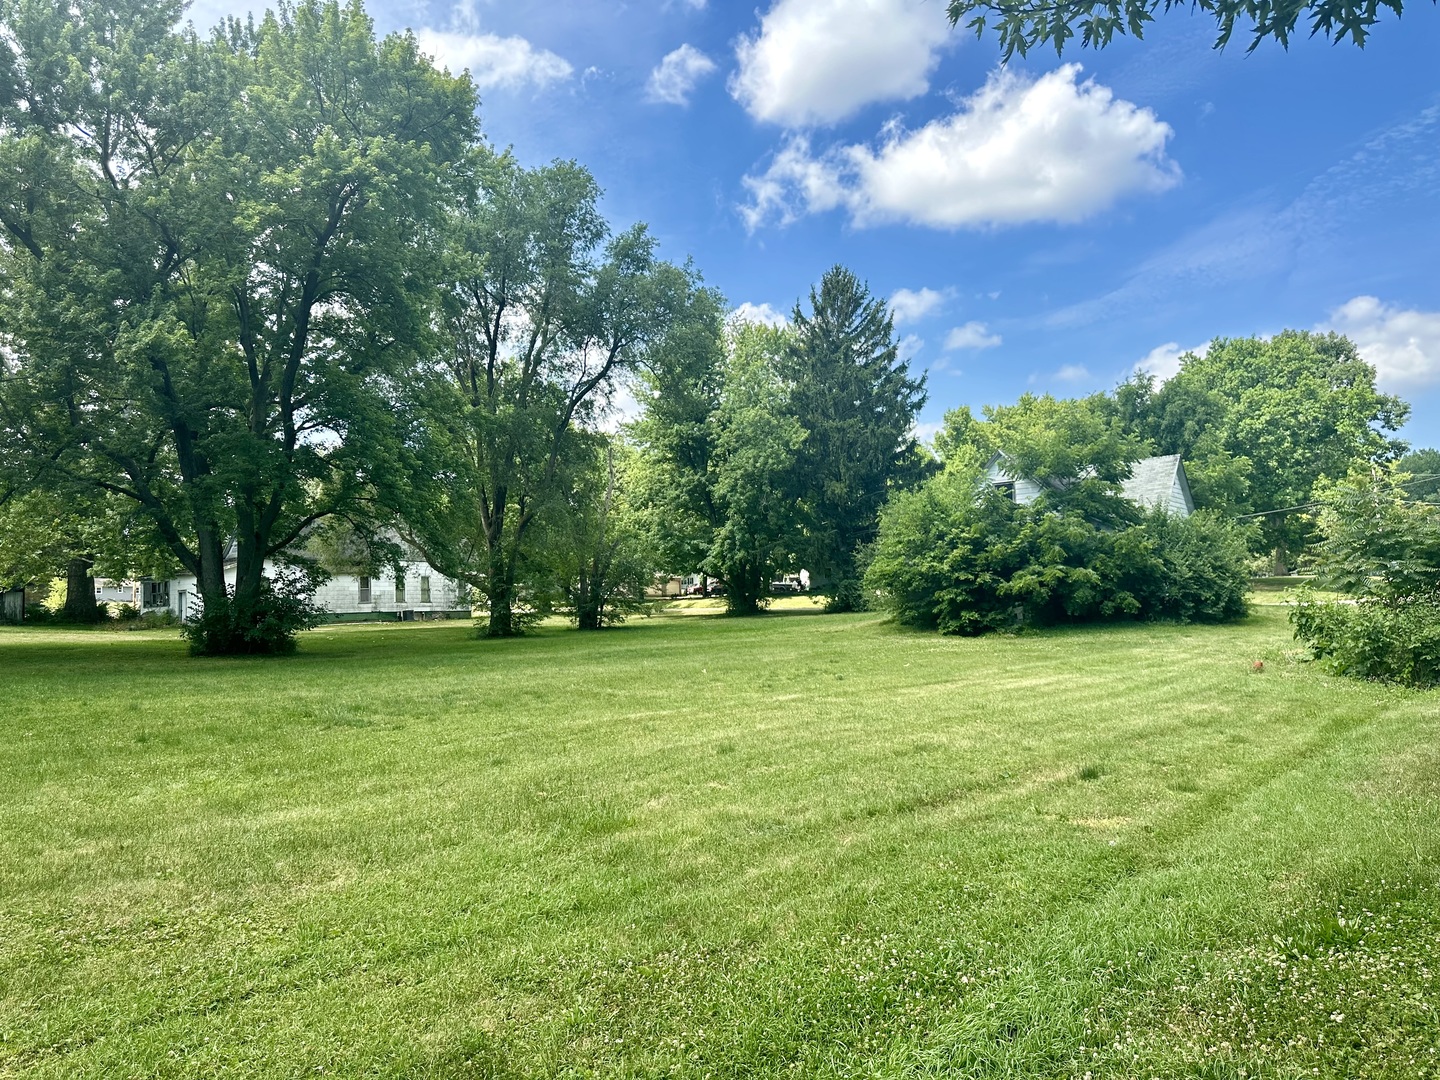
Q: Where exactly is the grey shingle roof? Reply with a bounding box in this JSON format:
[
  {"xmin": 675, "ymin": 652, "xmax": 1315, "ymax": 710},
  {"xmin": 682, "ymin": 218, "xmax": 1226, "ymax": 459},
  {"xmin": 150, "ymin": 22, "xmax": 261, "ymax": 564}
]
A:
[{"xmin": 1120, "ymin": 454, "xmax": 1183, "ymax": 510}]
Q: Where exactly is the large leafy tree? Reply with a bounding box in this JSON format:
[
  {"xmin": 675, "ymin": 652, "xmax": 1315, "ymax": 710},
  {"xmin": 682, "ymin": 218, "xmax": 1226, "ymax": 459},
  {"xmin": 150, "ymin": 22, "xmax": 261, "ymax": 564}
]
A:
[
  {"xmin": 935, "ymin": 392, "xmax": 1145, "ymax": 527},
  {"xmin": 0, "ymin": 0, "xmax": 476, "ymax": 652},
  {"xmin": 703, "ymin": 321, "xmax": 805, "ymax": 615},
  {"xmin": 626, "ymin": 286, "xmax": 729, "ymax": 590},
  {"xmin": 1117, "ymin": 331, "xmax": 1407, "ymax": 568},
  {"xmin": 544, "ymin": 435, "xmax": 656, "ymax": 630},
  {"xmin": 947, "ymin": 0, "xmax": 1427, "ymax": 60},
  {"xmin": 402, "ymin": 153, "xmax": 698, "ymax": 637},
  {"xmin": 784, "ymin": 266, "xmax": 926, "ymax": 611}
]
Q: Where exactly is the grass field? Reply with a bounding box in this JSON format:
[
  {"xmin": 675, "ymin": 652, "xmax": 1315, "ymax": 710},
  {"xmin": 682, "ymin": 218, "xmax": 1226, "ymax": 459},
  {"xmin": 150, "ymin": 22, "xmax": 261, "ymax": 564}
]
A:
[{"xmin": 2, "ymin": 607, "xmax": 1438, "ymax": 1078}]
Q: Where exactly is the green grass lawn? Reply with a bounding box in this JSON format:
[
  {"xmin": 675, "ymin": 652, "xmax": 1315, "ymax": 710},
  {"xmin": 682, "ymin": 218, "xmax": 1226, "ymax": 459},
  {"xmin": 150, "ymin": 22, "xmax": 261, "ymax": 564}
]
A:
[{"xmin": 2, "ymin": 608, "xmax": 1438, "ymax": 1078}]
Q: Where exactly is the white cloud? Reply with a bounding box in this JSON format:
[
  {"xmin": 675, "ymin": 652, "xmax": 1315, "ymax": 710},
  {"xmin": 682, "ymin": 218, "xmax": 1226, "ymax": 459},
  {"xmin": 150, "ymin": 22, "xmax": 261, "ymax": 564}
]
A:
[
  {"xmin": 1134, "ymin": 340, "xmax": 1207, "ymax": 381},
  {"xmin": 415, "ymin": 28, "xmax": 573, "ymax": 91},
  {"xmin": 912, "ymin": 419, "xmax": 945, "ymax": 444},
  {"xmin": 944, "ymin": 321, "xmax": 1001, "ymax": 350},
  {"xmin": 740, "ymin": 65, "xmax": 1179, "ymax": 231},
  {"xmin": 1323, "ymin": 296, "xmax": 1440, "ymax": 389},
  {"xmin": 730, "ymin": 0, "xmax": 953, "ymax": 127},
  {"xmin": 1028, "ymin": 363, "xmax": 1092, "ymax": 385},
  {"xmin": 897, "ymin": 333, "xmax": 924, "ymax": 361},
  {"xmin": 730, "ymin": 301, "xmax": 789, "ymax": 327},
  {"xmin": 889, "ymin": 287, "xmax": 949, "ymax": 325},
  {"xmin": 646, "ymin": 44, "xmax": 717, "ymax": 106}
]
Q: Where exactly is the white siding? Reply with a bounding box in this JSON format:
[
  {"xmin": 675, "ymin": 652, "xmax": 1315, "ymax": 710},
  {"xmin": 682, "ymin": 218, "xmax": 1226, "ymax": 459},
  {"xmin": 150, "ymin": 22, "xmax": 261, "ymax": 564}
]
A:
[
  {"xmin": 983, "ymin": 457, "xmax": 1045, "ymax": 505},
  {"xmin": 150, "ymin": 561, "xmax": 469, "ymax": 620}
]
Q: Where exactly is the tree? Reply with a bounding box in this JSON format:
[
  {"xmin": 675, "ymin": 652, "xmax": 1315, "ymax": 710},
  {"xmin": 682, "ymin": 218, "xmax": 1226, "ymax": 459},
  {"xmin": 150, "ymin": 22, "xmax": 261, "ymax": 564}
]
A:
[
  {"xmin": 547, "ymin": 436, "xmax": 656, "ymax": 630},
  {"xmin": 702, "ymin": 322, "xmax": 805, "ymax": 614},
  {"xmin": 402, "ymin": 153, "xmax": 698, "ymax": 637},
  {"xmin": 936, "ymin": 392, "xmax": 1146, "ymax": 527},
  {"xmin": 1397, "ymin": 447, "xmax": 1440, "ymax": 503},
  {"xmin": 947, "ymin": 0, "xmax": 1428, "ymax": 60},
  {"xmin": 625, "ymin": 285, "xmax": 728, "ymax": 589},
  {"xmin": 784, "ymin": 266, "xmax": 926, "ymax": 611},
  {"xmin": 0, "ymin": 0, "xmax": 477, "ymax": 653},
  {"xmin": 1115, "ymin": 332, "xmax": 1407, "ymax": 570},
  {"xmin": 864, "ymin": 452, "xmax": 1250, "ymax": 634}
]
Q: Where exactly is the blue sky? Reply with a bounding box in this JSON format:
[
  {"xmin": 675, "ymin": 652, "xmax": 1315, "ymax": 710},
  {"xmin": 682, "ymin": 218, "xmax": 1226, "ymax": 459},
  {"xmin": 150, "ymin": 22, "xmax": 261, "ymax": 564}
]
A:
[{"xmin": 190, "ymin": 0, "xmax": 1440, "ymax": 446}]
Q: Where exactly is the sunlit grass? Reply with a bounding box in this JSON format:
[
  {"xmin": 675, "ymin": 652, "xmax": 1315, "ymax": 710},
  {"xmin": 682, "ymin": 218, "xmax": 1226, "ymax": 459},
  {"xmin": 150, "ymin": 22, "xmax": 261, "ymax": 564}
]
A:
[{"xmin": 1, "ymin": 607, "xmax": 1436, "ymax": 1077}]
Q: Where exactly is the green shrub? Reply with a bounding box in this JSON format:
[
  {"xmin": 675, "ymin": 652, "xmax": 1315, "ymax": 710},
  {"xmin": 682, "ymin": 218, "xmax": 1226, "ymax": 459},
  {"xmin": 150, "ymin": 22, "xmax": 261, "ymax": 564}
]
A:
[
  {"xmin": 863, "ymin": 467, "xmax": 1251, "ymax": 635},
  {"xmin": 179, "ymin": 568, "xmax": 325, "ymax": 656},
  {"xmin": 1291, "ymin": 592, "xmax": 1440, "ymax": 685},
  {"xmin": 1289, "ymin": 471, "xmax": 1440, "ymax": 685}
]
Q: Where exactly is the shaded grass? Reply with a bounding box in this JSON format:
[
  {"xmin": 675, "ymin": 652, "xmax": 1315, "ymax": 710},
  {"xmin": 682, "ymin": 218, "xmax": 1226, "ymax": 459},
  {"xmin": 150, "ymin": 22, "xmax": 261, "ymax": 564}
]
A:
[{"xmin": 1, "ymin": 608, "xmax": 1437, "ymax": 1077}]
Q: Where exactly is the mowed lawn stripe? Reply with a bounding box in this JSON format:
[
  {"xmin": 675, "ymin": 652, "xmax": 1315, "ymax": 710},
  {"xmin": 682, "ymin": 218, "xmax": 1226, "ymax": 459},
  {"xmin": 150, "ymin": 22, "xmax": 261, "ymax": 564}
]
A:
[{"xmin": 1, "ymin": 609, "xmax": 1436, "ymax": 1077}]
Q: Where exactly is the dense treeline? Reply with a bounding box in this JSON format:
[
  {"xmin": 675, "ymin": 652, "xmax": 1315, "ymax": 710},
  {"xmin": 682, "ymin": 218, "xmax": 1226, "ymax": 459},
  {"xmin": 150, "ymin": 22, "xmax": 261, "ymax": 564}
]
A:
[
  {"xmin": 0, "ymin": 0, "xmax": 1425, "ymax": 658},
  {"xmin": 0, "ymin": 0, "xmax": 927, "ymax": 649}
]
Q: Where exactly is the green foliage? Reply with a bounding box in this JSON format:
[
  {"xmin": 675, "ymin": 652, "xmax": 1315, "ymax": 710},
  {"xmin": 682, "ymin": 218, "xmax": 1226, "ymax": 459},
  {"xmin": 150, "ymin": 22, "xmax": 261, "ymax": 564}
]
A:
[
  {"xmin": 1117, "ymin": 333, "xmax": 1407, "ymax": 566},
  {"xmin": 179, "ymin": 566, "xmax": 328, "ymax": 656},
  {"xmin": 983, "ymin": 393, "xmax": 1147, "ymax": 527},
  {"xmin": 1290, "ymin": 470, "xmax": 1440, "ymax": 684},
  {"xmin": 620, "ymin": 283, "xmax": 729, "ymax": 582},
  {"xmin": 947, "ymin": 0, "xmax": 1423, "ymax": 60},
  {"xmin": 865, "ymin": 462, "xmax": 1251, "ymax": 634},
  {"xmin": 702, "ymin": 321, "xmax": 805, "ymax": 615},
  {"xmin": 0, "ymin": 0, "xmax": 477, "ymax": 654},
  {"xmin": 402, "ymin": 153, "xmax": 699, "ymax": 637},
  {"xmin": 544, "ymin": 436, "xmax": 656, "ymax": 630},
  {"xmin": 1396, "ymin": 447, "xmax": 1440, "ymax": 503},
  {"xmin": 783, "ymin": 266, "xmax": 927, "ymax": 611}
]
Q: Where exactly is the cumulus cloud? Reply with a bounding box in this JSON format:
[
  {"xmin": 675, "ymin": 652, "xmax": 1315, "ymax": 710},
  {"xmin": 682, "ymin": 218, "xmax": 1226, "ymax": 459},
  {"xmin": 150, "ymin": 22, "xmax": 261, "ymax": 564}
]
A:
[
  {"xmin": 730, "ymin": 301, "xmax": 789, "ymax": 327},
  {"xmin": 1323, "ymin": 296, "xmax": 1440, "ymax": 388},
  {"xmin": 944, "ymin": 321, "xmax": 1001, "ymax": 350},
  {"xmin": 1134, "ymin": 340, "xmax": 1208, "ymax": 381},
  {"xmin": 730, "ymin": 0, "xmax": 953, "ymax": 127},
  {"xmin": 646, "ymin": 44, "xmax": 717, "ymax": 106},
  {"xmin": 740, "ymin": 65, "xmax": 1179, "ymax": 231},
  {"xmin": 897, "ymin": 333, "xmax": 924, "ymax": 361},
  {"xmin": 415, "ymin": 28, "xmax": 573, "ymax": 91},
  {"xmin": 889, "ymin": 286, "xmax": 949, "ymax": 325}
]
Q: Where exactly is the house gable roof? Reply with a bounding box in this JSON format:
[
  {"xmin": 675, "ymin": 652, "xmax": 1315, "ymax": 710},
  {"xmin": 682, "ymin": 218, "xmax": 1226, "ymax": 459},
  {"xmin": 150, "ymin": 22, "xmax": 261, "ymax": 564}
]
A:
[{"xmin": 987, "ymin": 450, "xmax": 1195, "ymax": 515}]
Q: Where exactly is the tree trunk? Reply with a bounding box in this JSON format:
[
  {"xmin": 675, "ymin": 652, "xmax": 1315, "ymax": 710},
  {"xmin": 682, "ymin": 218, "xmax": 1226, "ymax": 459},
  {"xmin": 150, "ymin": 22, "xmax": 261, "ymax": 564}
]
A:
[
  {"xmin": 484, "ymin": 546, "xmax": 517, "ymax": 637},
  {"xmin": 195, "ymin": 528, "xmax": 230, "ymax": 619},
  {"xmin": 1272, "ymin": 546, "xmax": 1289, "ymax": 577},
  {"xmin": 61, "ymin": 555, "xmax": 103, "ymax": 623}
]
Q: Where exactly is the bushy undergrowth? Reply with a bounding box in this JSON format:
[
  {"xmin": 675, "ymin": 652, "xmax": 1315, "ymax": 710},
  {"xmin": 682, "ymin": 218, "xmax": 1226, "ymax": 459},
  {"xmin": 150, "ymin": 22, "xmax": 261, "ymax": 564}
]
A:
[
  {"xmin": 863, "ymin": 468, "xmax": 1250, "ymax": 634},
  {"xmin": 179, "ymin": 568, "xmax": 326, "ymax": 656},
  {"xmin": 1290, "ymin": 471, "xmax": 1440, "ymax": 685}
]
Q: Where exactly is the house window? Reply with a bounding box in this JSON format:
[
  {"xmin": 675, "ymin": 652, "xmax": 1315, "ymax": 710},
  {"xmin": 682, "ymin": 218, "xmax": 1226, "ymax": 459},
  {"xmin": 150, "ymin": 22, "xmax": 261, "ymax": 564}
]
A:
[
  {"xmin": 395, "ymin": 578, "xmax": 406, "ymax": 604},
  {"xmin": 358, "ymin": 576, "xmax": 371, "ymax": 604},
  {"xmin": 143, "ymin": 580, "xmax": 169, "ymax": 608},
  {"xmin": 420, "ymin": 576, "xmax": 431, "ymax": 604},
  {"xmin": 993, "ymin": 480, "xmax": 1016, "ymax": 501}
]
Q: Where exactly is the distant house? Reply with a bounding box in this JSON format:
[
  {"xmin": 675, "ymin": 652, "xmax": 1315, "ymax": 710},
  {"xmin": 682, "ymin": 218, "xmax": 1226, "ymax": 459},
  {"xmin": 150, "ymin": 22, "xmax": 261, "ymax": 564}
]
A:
[
  {"xmin": 983, "ymin": 452, "xmax": 1195, "ymax": 517},
  {"xmin": 139, "ymin": 548, "xmax": 471, "ymax": 622}
]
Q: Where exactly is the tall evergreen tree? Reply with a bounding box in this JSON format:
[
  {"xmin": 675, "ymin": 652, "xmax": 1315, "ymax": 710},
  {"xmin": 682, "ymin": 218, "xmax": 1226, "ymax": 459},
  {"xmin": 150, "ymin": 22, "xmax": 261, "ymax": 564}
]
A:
[{"xmin": 785, "ymin": 266, "xmax": 927, "ymax": 611}]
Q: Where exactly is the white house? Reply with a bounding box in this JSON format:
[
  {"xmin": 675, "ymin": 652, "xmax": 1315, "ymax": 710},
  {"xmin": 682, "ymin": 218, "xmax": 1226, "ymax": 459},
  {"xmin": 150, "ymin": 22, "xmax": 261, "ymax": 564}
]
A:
[
  {"xmin": 140, "ymin": 554, "xmax": 471, "ymax": 622},
  {"xmin": 984, "ymin": 452, "xmax": 1195, "ymax": 517}
]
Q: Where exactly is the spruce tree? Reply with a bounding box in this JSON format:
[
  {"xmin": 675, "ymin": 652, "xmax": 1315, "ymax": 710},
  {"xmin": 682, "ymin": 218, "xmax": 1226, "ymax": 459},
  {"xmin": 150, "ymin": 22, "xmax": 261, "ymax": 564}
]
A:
[{"xmin": 785, "ymin": 267, "xmax": 927, "ymax": 611}]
